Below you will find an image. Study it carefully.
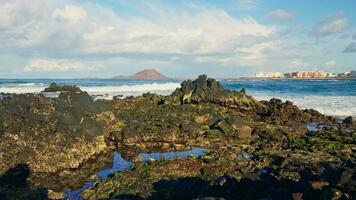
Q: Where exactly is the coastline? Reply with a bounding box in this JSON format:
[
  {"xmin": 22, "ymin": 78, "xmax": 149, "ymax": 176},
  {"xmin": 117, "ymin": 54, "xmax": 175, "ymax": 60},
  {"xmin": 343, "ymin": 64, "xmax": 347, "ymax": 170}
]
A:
[
  {"xmin": 0, "ymin": 75, "xmax": 356, "ymax": 199},
  {"xmin": 0, "ymin": 75, "xmax": 355, "ymax": 199},
  {"xmin": 225, "ymin": 77, "xmax": 356, "ymax": 81}
]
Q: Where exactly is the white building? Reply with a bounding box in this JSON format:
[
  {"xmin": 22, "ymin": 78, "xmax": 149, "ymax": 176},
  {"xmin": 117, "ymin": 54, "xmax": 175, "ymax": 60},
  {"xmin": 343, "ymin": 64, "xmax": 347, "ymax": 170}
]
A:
[
  {"xmin": 351, "ymin": 71, "xmax": 356, "ymax": 78},
  {"xmin": 327, "ymin": 73, "xmax": 338, "ymax": 78},
  {"xmin": 255, "ymin": 72, "xmax": 281, "ymax": 78}
]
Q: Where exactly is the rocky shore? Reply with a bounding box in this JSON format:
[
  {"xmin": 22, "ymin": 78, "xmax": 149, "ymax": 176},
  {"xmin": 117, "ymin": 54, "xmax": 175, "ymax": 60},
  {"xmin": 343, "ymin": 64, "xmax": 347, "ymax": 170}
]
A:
[{"xmin": 0, "ymin": 75, "xmax": 355, "ymax": 200}]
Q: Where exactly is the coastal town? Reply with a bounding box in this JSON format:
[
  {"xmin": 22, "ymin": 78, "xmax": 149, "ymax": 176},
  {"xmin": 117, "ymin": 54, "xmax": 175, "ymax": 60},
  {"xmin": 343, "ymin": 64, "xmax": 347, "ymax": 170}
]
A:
[{"xmin": 255, "ymin": 70, "xmax": 356, "ymax": 79}]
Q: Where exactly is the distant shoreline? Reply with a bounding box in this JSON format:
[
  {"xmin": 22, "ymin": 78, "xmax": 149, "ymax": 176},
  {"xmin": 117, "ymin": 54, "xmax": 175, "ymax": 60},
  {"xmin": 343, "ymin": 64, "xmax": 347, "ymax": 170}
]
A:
[
  {"xmin": 0, "ymin": 77, "xmax": 355, "ymax": 81},
  {"xmin": 224, "ymin": 77, "xmax": 356, "ymax": 81}
]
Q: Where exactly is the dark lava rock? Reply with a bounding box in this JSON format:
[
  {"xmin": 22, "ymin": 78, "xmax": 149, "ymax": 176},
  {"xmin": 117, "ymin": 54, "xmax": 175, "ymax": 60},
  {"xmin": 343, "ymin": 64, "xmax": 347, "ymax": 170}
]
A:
[
  {"xmin": 167, "ymin": 75, "xmax": 264, "ymax": 114},
  {"xmin": 343, "ymin": 116, "xmax": 353, "ymax": 124},
  {"xmin": 43, "ymin": 83, "xmax": 82, "ymax": 93},
  {"xmin": 170, "ymin": 74, "xmax": 227, "ymax": 104},
  {"xmin": 260, "ymin": 98, "xmax": 327, "ymax": 125},
  {"xmin": 0, "ymin": 92, "xmax": 112, "ymax": 177},
  {"xmin": 0, "ymin": 164, "xmax": 48, "ymax": 200},
  {"xmin": 1, "ymin": 75, "xmax": 354, "ymax": 199}
]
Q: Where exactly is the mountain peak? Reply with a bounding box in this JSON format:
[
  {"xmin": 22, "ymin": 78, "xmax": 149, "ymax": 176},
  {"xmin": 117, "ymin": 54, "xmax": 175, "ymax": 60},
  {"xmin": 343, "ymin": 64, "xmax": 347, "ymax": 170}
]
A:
[{"xmin": 113, "ymin": 69, "xmax": 169, "ymax": 80}]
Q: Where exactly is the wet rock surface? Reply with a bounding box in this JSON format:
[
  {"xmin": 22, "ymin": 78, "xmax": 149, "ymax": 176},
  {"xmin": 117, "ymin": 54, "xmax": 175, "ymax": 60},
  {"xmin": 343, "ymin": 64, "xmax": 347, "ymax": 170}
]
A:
[{"xmin": 0, "ymin": 75, "xmax": 355, "ymax": 200}]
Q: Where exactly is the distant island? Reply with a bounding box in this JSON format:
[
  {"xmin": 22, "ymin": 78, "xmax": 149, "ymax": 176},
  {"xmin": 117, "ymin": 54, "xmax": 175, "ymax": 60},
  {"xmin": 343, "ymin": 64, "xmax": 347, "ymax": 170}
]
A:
[{"xmin": 112, "ymin": 69, "xmax": 170, "ymax": 80}]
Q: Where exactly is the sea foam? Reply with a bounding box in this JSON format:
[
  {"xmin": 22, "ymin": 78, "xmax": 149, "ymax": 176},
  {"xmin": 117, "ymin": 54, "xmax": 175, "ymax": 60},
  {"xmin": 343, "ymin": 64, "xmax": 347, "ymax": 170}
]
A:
[
  {"xmin": 0, "ymin": 82, "xmax": 180, "ymax": 98},
  {"xmin": 252, "ymin": 93, "xmax": 356, "ymax": 117},
  {"xmin": 0, "ymin": 80, "xmax": 355, "ymax": 117}
]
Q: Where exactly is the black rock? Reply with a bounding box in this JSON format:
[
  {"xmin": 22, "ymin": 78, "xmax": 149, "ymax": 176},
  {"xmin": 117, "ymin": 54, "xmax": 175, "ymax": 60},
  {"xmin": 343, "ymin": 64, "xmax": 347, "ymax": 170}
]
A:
[
  {"xmin": 342, "ymin": 116, "xmax": 353, "ymax": 124},
  {"xmin": 43, "ymin": 83, "xmax": 82, "ymax": 93}
]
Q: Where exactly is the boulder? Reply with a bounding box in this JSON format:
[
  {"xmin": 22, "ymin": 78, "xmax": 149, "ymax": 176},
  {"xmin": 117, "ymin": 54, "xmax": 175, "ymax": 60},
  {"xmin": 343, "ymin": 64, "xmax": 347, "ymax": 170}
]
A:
[
  {"xmin": 342, "ymin": 116, "xmax": 353, "ymax": 124},
  {"xmin": 168, "ymin": 75, "xmax": 264, "ymax": 114},
  {"xmin": 42, "ymin": 83, "xmax": 82, "ymax": 93}
]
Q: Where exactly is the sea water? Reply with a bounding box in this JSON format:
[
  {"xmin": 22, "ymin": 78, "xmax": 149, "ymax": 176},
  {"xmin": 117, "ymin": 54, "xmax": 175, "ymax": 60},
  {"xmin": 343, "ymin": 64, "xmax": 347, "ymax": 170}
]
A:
[{"xmin": 0, "ymin": 79, "xmax": 355, "ymax": 117}]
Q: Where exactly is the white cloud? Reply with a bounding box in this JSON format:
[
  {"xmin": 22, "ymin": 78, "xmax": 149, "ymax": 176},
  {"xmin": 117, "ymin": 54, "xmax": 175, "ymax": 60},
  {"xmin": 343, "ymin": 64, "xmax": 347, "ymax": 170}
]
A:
[
  {"xmin": 311, "ymin": 12, "xmax": 349, "ymax": 37},
  {"xmin": 266, "ymin": 9, "xmax": 295, "ymax": 22},
  {"xmin": 343, "ymin": 42, "xmax": 356, "ymax": 53},
  {"xmin": 82, "ymin": 11, "xmax": 275, "ymax": 55},
  {"xmin": 235, "ymin": 0, "xmax": 258, "ymax": 11},
  {"xmin": 288, "ymin": 59, "xmax": 311, "ymax": 68},
  {"xmin": 52, "ymin": 5, "xmax": 87, "ymax": 24},
  {"xmin": 24, "ymin": 58, "xmax": 99, "ymax": 72},
  {"xmin": 1, "ymin": 0, "xmax": 349, "ymax": 77},
  {"xmin": 0, "ymin": 0, "xmax": 276, "ymax": 71},
  {"xmin": 325, "ymin": 60, "xmax": 337, "ymax": 67}
]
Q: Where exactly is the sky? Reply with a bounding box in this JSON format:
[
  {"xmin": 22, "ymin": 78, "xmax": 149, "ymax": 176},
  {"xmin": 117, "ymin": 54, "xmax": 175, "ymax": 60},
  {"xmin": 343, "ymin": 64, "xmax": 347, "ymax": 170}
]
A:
[{"xmin": 0, "ymin": 0, "xmax": 355, "ymax": 78}]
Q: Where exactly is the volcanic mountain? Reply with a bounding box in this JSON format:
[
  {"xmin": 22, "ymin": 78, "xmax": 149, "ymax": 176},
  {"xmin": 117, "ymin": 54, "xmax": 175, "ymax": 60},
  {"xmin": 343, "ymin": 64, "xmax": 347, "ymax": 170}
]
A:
[{"xmin": 112, "ymin": 69, "xmax": 170, "ymax": 80}]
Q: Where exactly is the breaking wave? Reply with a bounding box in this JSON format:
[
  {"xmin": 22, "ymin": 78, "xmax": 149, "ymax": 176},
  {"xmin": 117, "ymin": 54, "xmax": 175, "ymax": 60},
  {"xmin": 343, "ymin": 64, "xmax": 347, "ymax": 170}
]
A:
[
  {"xmin": 251, "ymin": 93, "xmax": 356, "ymax": 117},
  {"xmin": 0, "ymin": 79, "xmax": 355, "ymax": 117},
  {"xmin": 0, "ymin": 82, "xmax": 180, "ymax": 98}
]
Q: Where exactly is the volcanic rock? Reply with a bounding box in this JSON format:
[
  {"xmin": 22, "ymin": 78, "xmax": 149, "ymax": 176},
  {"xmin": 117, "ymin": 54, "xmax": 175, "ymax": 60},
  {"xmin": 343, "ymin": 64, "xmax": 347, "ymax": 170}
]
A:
[
  {"xmin": 43, "ymin": 83, "xmax": 82, "ymax": 93},
  {"xmin": 0, "ymin": 91, "xmax": 111, "ymax": 176},
  {"xmin": 168, "ymin": 75, "xmax": 264, "ymax": 112},
  {"xmin": 343, "ymin": 116, "xmax": 353, "ymax": 124}
]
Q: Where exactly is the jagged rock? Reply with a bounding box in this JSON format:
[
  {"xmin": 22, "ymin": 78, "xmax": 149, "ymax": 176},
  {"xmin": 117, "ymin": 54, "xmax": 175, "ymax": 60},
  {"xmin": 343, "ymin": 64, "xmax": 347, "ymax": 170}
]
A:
[
  {"xmin": 42, "ymin": 83, "xmax": 82, "ymax": 93},
  {"xmin": 169, "ymin": 74, "xmax": 227, "ymax": 104},
  {"xmin": 343, "ymin": 116, "xmax": 353, "ymax": 124},
  {"xmin": 0, "ymin": 92, "xmax": 111, "ymax": 176},
  {"xmin": 260, "ymin": 98, "xmax": 328, "ymax": 125},
  {"xmin": 168, "ymin": 75, "xmax": 265, "ymax": 115},
  {"xmin": 1, "ymin": 76, "xmax": 355, "ymax": 199}
]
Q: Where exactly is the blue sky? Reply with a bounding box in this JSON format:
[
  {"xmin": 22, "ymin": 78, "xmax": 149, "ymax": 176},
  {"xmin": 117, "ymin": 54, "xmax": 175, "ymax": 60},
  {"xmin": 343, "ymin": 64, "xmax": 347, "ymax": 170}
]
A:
[{"xmin": 0, "ymin": 0, "xmax": 355, "ymax": 78}]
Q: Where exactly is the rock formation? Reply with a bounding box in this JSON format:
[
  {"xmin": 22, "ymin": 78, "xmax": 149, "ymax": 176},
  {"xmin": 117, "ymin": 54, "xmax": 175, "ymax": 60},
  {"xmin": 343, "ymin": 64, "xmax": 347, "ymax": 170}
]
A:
[
  {"xmin": 0, "ymin": 75, "xmax": 355, "ymax": 200},
  {"xmin": 42, "ymin": 83, "xmax": 82, "ymax": 93}
]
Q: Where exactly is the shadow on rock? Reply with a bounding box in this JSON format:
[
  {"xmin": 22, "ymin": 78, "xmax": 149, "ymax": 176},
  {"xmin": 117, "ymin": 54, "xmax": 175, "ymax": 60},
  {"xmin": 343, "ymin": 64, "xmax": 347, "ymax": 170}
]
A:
[
  {"xmin": 111, "ymin": 167, "xmax": 353, "ymax": 200},
  {"xmin": 0, "ymin": 164, "xmax": 47, "ymax": 200}
]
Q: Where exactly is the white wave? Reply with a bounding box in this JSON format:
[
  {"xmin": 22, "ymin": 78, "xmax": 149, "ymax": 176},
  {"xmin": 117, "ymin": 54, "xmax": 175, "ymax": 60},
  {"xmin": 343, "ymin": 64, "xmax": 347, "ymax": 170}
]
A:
[
  {"xmin": 81, "ymin": 83, "xmax": 179, "ymax": 94},
  {"xmin": 18, "ymin": 83, "xmax": 45, "ymax": 86},
  {"xmin": 251, "ymin": 93, "xmax": 356, "ymax": 117},
  {"xmin": 81, "ymin": 83, "xmax": 180, "ymax": 99},
  {"xmin": 0, "ymin": 83, "xmax": 180, "ymax": 98},
  {"xmin": 0, "ymin": 85, "xmax": 44, "ymax": 93},
  {"xmin": 1, "ymin": 82, "xmax": 354, "ymax": 117}
]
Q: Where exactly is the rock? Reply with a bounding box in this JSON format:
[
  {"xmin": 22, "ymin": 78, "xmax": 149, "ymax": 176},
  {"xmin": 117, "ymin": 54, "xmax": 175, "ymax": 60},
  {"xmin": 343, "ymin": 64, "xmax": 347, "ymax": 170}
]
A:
[
  {"xmin": 1, "ymin": 75, "xmax": 354, "ymax": 199},
  {"xmin": 212, "ymin": 176, "xmax": 228, "ymax": 186},
  {"xmin": 0, "ymin": 92, "xmax": 112, "ymax": 191},
  {"xmin": 236, "ymin": 126, "xmax": 252, "ymax": 139},
  {"xmin": 48, "ymin": 190, "xmax": 64, "ymax": 199},
  {"xmin": 43, "ymin": 83, "xmax": 82, "ymax": 93},
  {"xmin": 292, "ymin": 192, "xmax": 303, "ymax": 200},
  {"xmin": 161, "ymin": 143, "xmax": 170, "ymax": 150},
  {"xmin": 113, "ymin": 95, "xmax": 124, "ymax": 99},
  {"xmin": 170, "ymin": 74, "xmax": 226, "ymax": 104},
  {"xmin": 261, "ymin": 98, "xmax": 327, "ymax": 125},
  {"xmin": 168, "ymin": 75, "xmax": 263, "ymax": 111},
  {"xmin": 342, "ymin": 116, "xmax": 353, "ymax": 124},
  {"xmin": 310, "ymin": 180, "xmax": 329, "ymax": 190},
  {"xmin": 237, "ymin": 151, "xmax": 254, "ymax": 161},
  {"xmin": 322, "ymin": 188, "xmax": 343, "ymax": 200}
]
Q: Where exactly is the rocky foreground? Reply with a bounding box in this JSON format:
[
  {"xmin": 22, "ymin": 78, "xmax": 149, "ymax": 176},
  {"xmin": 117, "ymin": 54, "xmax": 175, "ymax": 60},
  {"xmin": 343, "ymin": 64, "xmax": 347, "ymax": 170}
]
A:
[{"xmin": 0, "ymin": 75, "xmax": 355, "ymax": 200}]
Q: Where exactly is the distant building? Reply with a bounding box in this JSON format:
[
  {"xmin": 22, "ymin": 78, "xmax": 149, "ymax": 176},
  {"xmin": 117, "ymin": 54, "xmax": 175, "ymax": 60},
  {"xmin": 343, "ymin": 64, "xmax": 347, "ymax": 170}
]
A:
[
  {"xmin": 284, "ymin": 73, "xmax": 292, "ymax": 78},
  {"xmin": 255, "ymin": 72, "xmax": 281, "ymax": 78},
  {"xmin": 327, "ymin": 73, "xmax": 338, "ymax": 78},
  {"xmin": 284, "ymin": 71, "xmax": 326, "ymax": 78},
  {"xmin": 350, "ymin": 71, "xmax": 356, "ymax": 78},
  {"xmin": 338, "ymin": 72, "xmax": 350, "ymax": 77},
  {"xmin": 320, "ymin": 71, "xmax": 327, "ymax": 78}
]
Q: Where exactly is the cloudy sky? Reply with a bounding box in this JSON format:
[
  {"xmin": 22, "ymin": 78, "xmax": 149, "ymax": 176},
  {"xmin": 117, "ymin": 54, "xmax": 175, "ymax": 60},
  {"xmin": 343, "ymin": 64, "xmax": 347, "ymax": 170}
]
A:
[{"xmin": 0, "ymin": 0, "xmax": 355, "ymax": 78}]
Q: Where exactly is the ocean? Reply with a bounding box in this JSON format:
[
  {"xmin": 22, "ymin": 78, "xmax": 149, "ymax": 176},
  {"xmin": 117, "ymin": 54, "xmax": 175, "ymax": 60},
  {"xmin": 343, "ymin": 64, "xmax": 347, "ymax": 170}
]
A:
[{"xmin": 0, "ymin": 79, "xmax": 355, "ymax": 117}]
